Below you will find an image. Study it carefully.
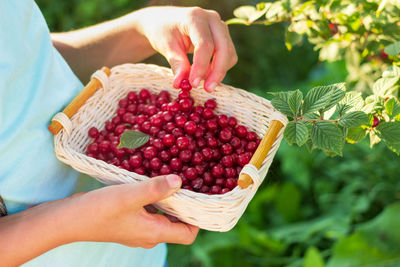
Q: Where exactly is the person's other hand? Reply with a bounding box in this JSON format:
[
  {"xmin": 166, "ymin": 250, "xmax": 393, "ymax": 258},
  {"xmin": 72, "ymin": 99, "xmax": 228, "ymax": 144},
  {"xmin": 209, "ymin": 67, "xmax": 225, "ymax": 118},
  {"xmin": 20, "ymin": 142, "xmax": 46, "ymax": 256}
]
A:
[
  {"xmin": 66, "ymin": 174, "xmax": 198, "ymax": 248},
  {"xmin": 135, "ymin": 6, "xmax": 238, "ymax": 92}
]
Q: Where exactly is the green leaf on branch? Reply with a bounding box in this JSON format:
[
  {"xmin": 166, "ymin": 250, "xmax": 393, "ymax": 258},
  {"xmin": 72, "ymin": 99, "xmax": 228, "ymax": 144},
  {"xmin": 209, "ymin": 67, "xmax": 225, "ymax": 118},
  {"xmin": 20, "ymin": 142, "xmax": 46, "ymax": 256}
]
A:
[
  {"xmin": 337, "ymin": 91, "xmax": 364, "ymax": 115},
  {"xmin": 369, "ymin": 130, "xmax": 382, "ymax": 148},
  {"xmin": 383, "ymin": 65, "xmax": 400, "ymax": 78},
  {"xmin": 288, "ymin": 89, "xmax": 303, "ymax": 117},
  {"xmin": 385, "ymin": 98, "xmax": 400, "ymax": 119},
  {"xmin": 284, "ymin": 121, "xmax": 309, "ymax": 146},
  {"xmin": 376, "ymin": 121, "xmax": 400, "ymax": 144},
  {"xmin": 271, "ymin": 91, "xmax": 295, "ymax": 117},
  {"xmin": 339, "ymin": 111, "xmax": 368, "ymax": 128},
  {"xmin": 311, "ymin": 122, "xmax": 344, "ymax": 155},
  {"xmin": 304, "ymin": 246, "xmax": 325, "ymax": 267},
  {"xmin": 372, "ymin": 77, "xmax": 399, "ymax": 97},
  {"xmin": 346, "ymin": 127, "xmax": 367, "ymax": 144},
  {"xmin": 117, "ymin": 130, "xmax": 150, "ymax": 149},
  {"xmin": 386, "ymin": 142, "xmax": 400, "ymax": 156},
  {"xmin": 303, "ymin": 83, "xmax": 345, "ymax": 115},
  {"xmin": 322, "ymin": 83, "xmax": 346, "ymax": 112},
  {"xmin": 232, "ymin": 5, "xmax": 266, "ymax": 23},
  {"xmin": 384, "ymin": 40, "xmax": 400, "ymax": 56}
]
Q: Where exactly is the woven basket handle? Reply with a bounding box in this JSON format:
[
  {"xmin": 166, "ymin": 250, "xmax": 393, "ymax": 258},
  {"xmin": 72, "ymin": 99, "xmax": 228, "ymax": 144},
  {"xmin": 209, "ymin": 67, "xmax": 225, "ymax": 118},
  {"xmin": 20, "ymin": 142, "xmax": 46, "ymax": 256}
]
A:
[
  {"xmin": 238, "ymin": 120, "xmax": 284, "ymax": 189},
  {"xmin": 48, "ymin": 67, "xmax": 111, "ymax": 135}
]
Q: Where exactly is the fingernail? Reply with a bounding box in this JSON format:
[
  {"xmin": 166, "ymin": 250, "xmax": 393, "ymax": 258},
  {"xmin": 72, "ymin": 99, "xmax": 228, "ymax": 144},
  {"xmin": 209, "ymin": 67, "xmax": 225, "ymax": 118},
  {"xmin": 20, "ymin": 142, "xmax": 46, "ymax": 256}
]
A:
[
  {"xmin": 193, "ymin": 78, "xmax": 201, "ymax": 87},
  {"xmin": 207, "ymin": 82, "xmax": 217, "ymax": 92},
  {"xmin": 166, "ymin": 174, "xmax": 182, "ymax": 189}
]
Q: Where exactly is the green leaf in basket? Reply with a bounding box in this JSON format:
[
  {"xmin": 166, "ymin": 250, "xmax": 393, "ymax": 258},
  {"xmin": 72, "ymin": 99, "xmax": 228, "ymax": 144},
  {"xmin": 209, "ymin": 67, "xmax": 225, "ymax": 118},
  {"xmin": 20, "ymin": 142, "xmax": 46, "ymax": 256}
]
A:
[{"xmin": 117, "ymin": 130, "xmax": 150, "ymax": 149}]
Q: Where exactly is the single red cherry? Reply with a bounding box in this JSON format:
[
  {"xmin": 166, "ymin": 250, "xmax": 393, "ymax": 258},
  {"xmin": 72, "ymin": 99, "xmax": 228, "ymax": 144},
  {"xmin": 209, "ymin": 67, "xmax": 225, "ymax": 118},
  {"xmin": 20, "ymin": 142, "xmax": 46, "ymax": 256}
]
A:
[
  {"xmin": 201, "ymin": 147, "xmax": 213, "ymax": 161},
  {"xmin": 180, "ymin": 79, "xmax": 192, "ymax": 91},
  {"xmin": 212, "ymin": 164, "xmax": 224, "ymax": 178},
  {"xmin": 129, "ymin": 155, "xmax": 142, "ymax": 168},
  {"xmin": 175, "ymin": 115, "xmax": 187, "ymax": 128},
  {"xmin": 87, "ymin": 143, "xmax": 99, "ymax": 154},
  {"xmin": 139, "ymin": 89, "xmax": 151, "ymax": 101},
  {"xmin": 179, "ymin": 150, "xmax": 192, "ymax": 163},
  {"xmin": 179, "ymin": 98, "xmax": 193, "ymax": 112},
  {"xmin": 176, "ymin": 136, "xmax": 189, "ymax": 150},
  {"xmin": 210, "ymin": 185, "xmax": 221, "ymax": 194},
  {"xmin": 184, "ymin": 121, "xmax": 197, "ymax": 134},
  {"xmin": 143, "ymin": 146, "xmax": 157, "ymax": 159},
  {"xmin": 127, "ymin": 91, "xmax": 138, "ymax": 102},
  {"xmin": 202, "ymin": 108, "xmax": 214, "ymax": 119},
  {"xmin": 178, "ymin": 90, "xmax": 191, "ymax": 100},
  {"xmin": 149, "ymin": 158, "xmax": 162, "ymax": 170},
  {"xmin": 204, "ymin": 99, "xmax": 217, "ymax": 110},
  {"xmin": 88, "ymin": 127, "xmax": 99, "ymax": 139},
  {"xmin": 225, "ymin": 178, "xmax": 237, "ymax": 190},
  {"xmin": 185, "ymin": 167, "xmax": 198, "ymax": 180},
  {"xmin": 170, "ymin": 158, "xmax": 183, "ymax": 171},
  {"xmin": 228, "ymin": 117, "xmax": 237, "ymax": 127},
  {"xmin": 119, "ymin": 98, "xmax": 128, "ymax": 108},
  {"xmin": 203, "ymin": 172, "xmax": 213, "ymax": 185}
]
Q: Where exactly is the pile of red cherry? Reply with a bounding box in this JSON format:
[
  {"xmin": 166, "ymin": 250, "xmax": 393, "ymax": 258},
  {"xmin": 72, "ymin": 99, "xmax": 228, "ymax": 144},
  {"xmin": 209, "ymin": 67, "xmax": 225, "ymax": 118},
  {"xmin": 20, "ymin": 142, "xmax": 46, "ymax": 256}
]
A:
[{"xmin": 86, "ymin": 80, "xmax": 260, "ymax": 194}]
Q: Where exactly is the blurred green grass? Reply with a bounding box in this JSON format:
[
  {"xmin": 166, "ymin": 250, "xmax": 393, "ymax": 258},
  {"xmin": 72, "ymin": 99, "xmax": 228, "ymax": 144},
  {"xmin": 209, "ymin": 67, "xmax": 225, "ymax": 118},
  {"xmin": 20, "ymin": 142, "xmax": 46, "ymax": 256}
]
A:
[{"xmin": 37, "ymin": 0, "xmax": 400, "ymax": 266}]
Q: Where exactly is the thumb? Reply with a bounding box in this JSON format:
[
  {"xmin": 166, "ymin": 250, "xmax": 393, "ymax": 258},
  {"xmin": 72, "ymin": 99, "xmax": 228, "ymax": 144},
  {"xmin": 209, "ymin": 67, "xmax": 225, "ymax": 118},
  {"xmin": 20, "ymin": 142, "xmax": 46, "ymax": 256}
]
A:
[
  {"xmin": 134, "ymin": 174, "xmax": 182, "ymax": 207},
  {"xmin": 165, "ymin": 49, "xmax": 191, "ymax": 89}
]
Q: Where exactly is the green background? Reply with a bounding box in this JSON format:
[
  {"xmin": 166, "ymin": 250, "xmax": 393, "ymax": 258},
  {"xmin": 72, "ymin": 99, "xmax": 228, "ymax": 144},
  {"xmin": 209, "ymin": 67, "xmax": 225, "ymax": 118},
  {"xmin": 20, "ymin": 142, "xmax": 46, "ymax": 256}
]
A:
[{"xmin": 36, "ymin": 0, "xmax": 400, "ymax": 266}]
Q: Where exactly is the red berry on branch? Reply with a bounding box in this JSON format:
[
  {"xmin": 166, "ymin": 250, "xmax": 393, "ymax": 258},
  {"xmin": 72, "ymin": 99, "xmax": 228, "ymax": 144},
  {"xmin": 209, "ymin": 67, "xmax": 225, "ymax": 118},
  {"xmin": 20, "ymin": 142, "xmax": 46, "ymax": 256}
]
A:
[{"xmin": 372, "ymin": 116, "xmax": 380, "ymax": 128}]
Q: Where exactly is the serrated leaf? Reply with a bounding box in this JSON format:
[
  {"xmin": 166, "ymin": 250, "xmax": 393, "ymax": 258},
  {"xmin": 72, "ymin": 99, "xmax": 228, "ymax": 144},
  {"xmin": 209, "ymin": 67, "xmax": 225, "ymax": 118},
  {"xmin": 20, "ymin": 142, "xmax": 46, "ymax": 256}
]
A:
[
  {"xmin": 346, "ymin": 126, "xmax": 367, "ymax": 144},
  {"xmin": 311, "ymin": 122, "xmax": 343, "ymax": 155},
  {"xmin": 271, "ymin": 91, "xmax": 295, "ymax": 117},
  {"xmin": 376, "ymin": 121, "xmax": 400, "ymax": 144},
  {"xmin": 305, "ymin": 137, "xmax": 314, "ymax": 152},
  {"xmin": 339, "ymin": 111, "xmax": 369, "ymax": 128},
  {"xmin": 265, "ymin": 1, "xmax": 285, "ymax": 20},
  {"xmin": 303, "ymin": 85, "xmax": 335, "ymax": 115},
  {"xmin": 337, "ymin": 91, "xmax": 364, "ymax": 115},
  {"xmin": 288, "ymin": 89, "xmax": 303, "ymax": 116},
  {"xmin": 369, "ymin": 130, "xmax": 382, "ymax": 148},
  {"xmin": 385, "ymin": 98, "xmax": 400, "ymax": 119},
  {"xmin": 322, "ymin": 83, "xmax": 346, "ymax": 112},
  {"xmin": 284, "ymin": 121, "xmax": 309, "ymax": 146},
  {"xmin": 383, "ymin": 65, "xmax": 400, "ymax": 78},
  {"xmin": 117, "ymin": 130, "xmax": 150, "ymax": 149},
  {"xmin": 233, "ymin": 5, "xmax": 266, "ymax": 23},
  {"xmin": 384, "ymin": 41, "xmax": 400, "ymax": 56},
  {"xmin": 372, "ymin": 77, "xmax": 399, "ymax": 97},
  {"xmin": 386, "ymin": 142, "xmax": 400, "ymax": 156}
]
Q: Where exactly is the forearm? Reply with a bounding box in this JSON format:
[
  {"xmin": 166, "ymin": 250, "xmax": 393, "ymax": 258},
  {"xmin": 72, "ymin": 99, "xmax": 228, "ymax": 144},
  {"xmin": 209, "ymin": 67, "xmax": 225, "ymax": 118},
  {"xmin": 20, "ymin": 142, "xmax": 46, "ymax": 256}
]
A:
[
  {"xmin": 0, "ymin": 199, "xmax": 76, "ymax": 266},
  {"xmin": 51, "ymin": 10, "xmax": 156, "ymax": 83}
]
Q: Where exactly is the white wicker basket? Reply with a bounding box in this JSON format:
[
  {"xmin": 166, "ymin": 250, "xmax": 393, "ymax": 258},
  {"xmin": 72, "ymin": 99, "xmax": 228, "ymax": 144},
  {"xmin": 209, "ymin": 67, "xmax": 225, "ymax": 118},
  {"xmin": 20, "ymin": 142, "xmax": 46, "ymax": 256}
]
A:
[{"xmin": 50, "ymin": 63, "xmax": 287, "ymax": 232}]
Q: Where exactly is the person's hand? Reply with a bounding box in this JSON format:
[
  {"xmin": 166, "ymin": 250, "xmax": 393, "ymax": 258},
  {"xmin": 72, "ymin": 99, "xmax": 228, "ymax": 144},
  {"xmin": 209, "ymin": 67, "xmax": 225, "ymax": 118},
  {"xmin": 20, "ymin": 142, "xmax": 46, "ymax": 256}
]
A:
[
  {"xmin": 134, "ymin": 6, "xmax": 238, "ymax": 92},
  {"xmin": 65, "ymin": 174, "xmax": 198, "ymax": 248}
]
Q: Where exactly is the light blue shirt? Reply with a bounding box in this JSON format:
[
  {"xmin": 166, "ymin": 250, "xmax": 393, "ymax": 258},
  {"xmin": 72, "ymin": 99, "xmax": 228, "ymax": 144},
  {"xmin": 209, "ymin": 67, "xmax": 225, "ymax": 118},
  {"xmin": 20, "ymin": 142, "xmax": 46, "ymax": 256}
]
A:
[{"xmin": 0, "ymin": 0, "xmax": 166, "ymax": 265}]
